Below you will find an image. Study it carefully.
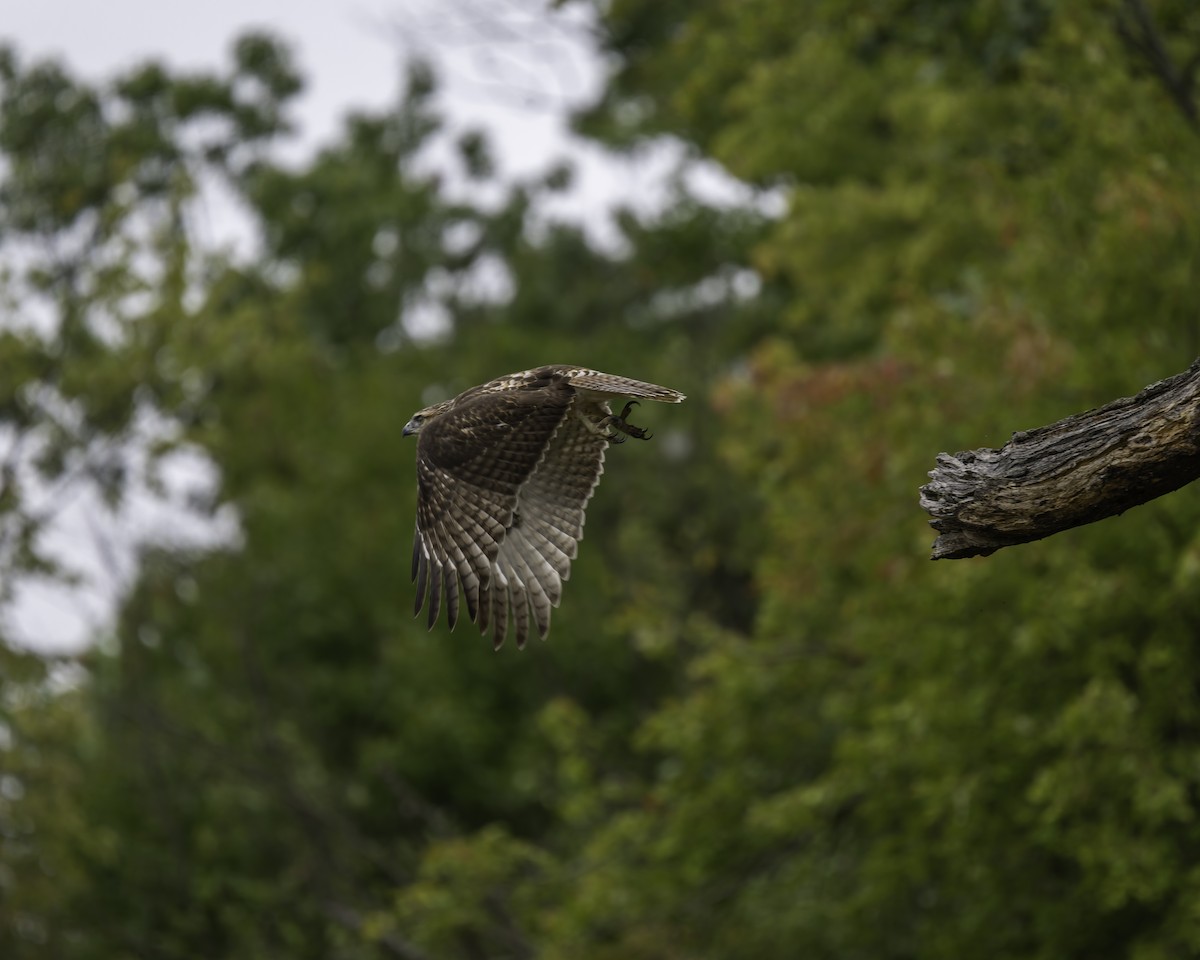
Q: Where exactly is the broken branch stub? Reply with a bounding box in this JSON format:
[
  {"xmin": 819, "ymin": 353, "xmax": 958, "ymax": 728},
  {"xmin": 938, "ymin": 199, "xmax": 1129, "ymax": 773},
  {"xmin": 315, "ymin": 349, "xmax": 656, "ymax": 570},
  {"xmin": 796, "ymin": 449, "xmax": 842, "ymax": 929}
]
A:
[{"xmin": 920, "ymin": 358, "xmax": 1200, "ymax": 560}]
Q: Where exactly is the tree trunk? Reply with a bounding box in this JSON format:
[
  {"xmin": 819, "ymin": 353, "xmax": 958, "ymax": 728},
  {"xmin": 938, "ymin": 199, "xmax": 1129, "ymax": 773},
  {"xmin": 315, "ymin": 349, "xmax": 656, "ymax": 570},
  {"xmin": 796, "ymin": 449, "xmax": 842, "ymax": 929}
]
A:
[{"xmin": 920, "ymin": 358, "xmax": 1200, "ymax": 560}]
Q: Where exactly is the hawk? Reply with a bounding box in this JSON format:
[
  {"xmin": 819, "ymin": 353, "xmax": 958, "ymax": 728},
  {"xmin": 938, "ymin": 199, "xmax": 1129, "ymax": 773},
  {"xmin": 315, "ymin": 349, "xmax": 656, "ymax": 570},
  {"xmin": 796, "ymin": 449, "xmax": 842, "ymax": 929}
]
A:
[{"xmin": 402, "ymin": 365, "xmax": 685, "ymax": 650}]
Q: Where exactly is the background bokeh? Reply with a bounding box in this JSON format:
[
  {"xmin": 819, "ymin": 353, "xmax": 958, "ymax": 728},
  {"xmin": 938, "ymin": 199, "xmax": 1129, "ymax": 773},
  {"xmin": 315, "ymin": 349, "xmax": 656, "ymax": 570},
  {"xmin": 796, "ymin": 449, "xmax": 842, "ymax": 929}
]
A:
[{"xmin": 3, "ymin": 2, "xmax": 1200, "ymax": 957}]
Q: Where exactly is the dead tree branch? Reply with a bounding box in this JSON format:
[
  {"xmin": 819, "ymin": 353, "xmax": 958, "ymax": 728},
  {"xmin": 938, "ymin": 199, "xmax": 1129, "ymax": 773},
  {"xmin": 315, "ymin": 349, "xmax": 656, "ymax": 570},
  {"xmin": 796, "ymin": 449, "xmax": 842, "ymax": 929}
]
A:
[{"xmin": 920, "ymin": 358, "xmax": 1200, "ymax": 559}]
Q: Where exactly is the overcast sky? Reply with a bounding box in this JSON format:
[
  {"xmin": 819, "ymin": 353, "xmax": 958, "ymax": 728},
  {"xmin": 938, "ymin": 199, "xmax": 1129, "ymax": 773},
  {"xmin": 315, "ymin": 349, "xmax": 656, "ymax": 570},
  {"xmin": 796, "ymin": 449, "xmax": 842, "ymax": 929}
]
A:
[
  {"xmin": 8, "ymin": 1, "xmax": 590, "ymax": 143},
  {"xmin": 9, "ymin": 1, "xmax": 675, "ymax": 227}
]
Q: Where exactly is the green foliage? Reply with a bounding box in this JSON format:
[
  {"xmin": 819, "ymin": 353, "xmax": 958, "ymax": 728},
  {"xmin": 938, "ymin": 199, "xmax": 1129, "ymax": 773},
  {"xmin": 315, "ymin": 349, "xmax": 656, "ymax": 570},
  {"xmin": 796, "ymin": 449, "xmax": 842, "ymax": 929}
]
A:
[
  {"xmin": 0, "ymin": 32, "xmax": 303, "ymax": 595},
  {"xmin": 6, "ymin": 2, "xmax": 1200, "ymax": 958}
]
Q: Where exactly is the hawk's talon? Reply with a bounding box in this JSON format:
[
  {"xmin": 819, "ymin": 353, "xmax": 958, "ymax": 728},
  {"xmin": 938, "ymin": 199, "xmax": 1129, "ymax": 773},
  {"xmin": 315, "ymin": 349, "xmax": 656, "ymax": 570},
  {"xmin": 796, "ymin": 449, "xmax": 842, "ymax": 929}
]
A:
[{"xmin": 601, "ymin": 399, "xmax": 653, "ymax": 442}]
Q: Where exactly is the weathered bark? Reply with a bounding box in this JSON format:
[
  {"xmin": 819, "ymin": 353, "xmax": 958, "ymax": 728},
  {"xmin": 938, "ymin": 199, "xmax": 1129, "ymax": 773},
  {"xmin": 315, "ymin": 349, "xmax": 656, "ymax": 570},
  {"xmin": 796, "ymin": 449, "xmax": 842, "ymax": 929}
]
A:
[{"xmin": 920, "ymin": 358, "xmax": 1200, "ymax": 560}]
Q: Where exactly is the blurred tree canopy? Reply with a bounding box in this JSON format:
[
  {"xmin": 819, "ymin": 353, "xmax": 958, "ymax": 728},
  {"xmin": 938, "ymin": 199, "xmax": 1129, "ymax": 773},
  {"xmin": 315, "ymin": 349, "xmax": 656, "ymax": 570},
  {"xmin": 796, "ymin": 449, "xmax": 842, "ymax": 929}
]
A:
[{"xmin": 4, "ymin": 1, "xmax": 1200, "ymax": 958}]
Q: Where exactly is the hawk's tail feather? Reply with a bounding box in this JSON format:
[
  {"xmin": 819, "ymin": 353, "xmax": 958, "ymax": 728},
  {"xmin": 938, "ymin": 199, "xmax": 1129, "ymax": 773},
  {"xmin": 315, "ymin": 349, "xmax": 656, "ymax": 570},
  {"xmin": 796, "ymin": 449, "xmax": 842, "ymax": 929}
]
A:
[{"xmin": 568, "ymin": 372, "xmax": 685, "ymax": 403}]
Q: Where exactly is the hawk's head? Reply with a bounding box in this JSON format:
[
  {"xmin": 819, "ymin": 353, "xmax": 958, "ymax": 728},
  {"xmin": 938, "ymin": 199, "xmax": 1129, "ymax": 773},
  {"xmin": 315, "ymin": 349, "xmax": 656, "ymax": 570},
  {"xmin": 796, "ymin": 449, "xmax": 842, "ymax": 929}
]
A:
[{"xmin": 402, "ymin": 400, "xmax": 453, "ymax": 437}]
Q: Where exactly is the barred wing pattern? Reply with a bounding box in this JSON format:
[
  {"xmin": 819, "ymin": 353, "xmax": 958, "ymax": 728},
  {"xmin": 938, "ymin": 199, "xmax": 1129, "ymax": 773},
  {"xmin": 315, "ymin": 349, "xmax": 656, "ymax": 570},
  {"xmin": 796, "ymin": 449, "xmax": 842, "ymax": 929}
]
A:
[
  {"xmin": 412, "ymin": 382, "xmax": 573, "ymax": 645},
  {"xmin": 476, "ymin": 411, "xmax": 609, "ymax": 649},
  {"xmin": 409, "ymin": 365, "xmax": 684, "ymax": 650}
]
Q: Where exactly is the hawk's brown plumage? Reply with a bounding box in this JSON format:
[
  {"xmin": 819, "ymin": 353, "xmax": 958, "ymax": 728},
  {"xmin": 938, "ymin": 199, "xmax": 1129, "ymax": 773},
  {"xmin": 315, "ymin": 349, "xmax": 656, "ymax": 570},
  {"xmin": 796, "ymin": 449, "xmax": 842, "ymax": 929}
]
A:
[{"xmin": 403, "ymin": 365, "xmax": 685, "ymax": 650}]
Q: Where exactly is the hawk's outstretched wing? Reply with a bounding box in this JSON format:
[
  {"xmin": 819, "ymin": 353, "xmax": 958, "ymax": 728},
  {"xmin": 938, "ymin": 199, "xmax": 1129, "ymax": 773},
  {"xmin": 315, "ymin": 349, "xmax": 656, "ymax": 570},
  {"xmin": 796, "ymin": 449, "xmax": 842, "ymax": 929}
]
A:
[
  {"xmin": 413, "ymin": 380, "xmax": 573, "ymax": 645},
  {"xmin": 477, "ymin": 407, "xmax": 609, "ymax": 649},
  {"xmin": 408, "ymin": 365, "xmax": 683, "ymax": 649}
]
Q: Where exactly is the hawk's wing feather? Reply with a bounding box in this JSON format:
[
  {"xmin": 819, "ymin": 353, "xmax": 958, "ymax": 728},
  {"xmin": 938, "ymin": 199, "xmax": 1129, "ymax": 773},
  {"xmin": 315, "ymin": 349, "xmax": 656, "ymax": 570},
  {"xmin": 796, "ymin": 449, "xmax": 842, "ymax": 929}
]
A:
[
  {"xmin": 414, "ymin": 470, "xmax": 474, "ymax": 627},
  {"xmin": 415, "ymin": 475, "xmax": 495, "ymax": 625},
  {"xmin": 411, "ymin": 536, "xmax": 427, "ymax": 613},
  {"xmin": 413, "ymin": 384, "xmax": 574, "ymax": 641},
  {"xmin": 500, "ymin": 527, "xmax": 555, "ymax": 639},
  {"xmin": 490, "ymin": 407, "xmax": 609, "ymax": 647},
  {"xmin": 411, "ymin": 366, "xmax": 679, "ymax": 649},
  {"xmin": 502, "ymin": 555, "xmax": 531, "ymax": 650},
  {"xmin": 489, "ymin": 579, "xmax": 508, "ymax": 649},
  {"xmin": 563, "ymin": 371, "xmax": 685, "ymax": 403}
]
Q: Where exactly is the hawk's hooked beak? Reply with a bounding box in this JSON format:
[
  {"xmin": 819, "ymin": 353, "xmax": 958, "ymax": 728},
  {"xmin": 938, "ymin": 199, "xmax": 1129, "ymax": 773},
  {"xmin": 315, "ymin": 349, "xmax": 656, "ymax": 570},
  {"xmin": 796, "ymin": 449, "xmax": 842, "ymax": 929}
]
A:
[{"xmin": 402, "ymin": 419, "xmax": 419, "ymax": 437}]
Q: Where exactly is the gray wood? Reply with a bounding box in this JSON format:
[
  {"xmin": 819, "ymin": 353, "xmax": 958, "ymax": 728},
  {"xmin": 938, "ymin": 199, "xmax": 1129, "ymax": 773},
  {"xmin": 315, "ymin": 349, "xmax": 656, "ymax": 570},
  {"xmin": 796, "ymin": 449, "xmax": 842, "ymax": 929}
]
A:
[{"xmin": 920, "ymin": 358, "xmax": 1200, "ymax": 559}]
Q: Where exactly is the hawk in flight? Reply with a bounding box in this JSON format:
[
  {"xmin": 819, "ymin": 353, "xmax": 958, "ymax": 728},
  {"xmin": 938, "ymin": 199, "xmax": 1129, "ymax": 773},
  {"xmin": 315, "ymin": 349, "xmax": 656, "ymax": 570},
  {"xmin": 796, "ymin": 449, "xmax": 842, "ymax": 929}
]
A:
[{"xmin": 403, "ymin": 365, "xmax": 685, "ymax": 650}]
